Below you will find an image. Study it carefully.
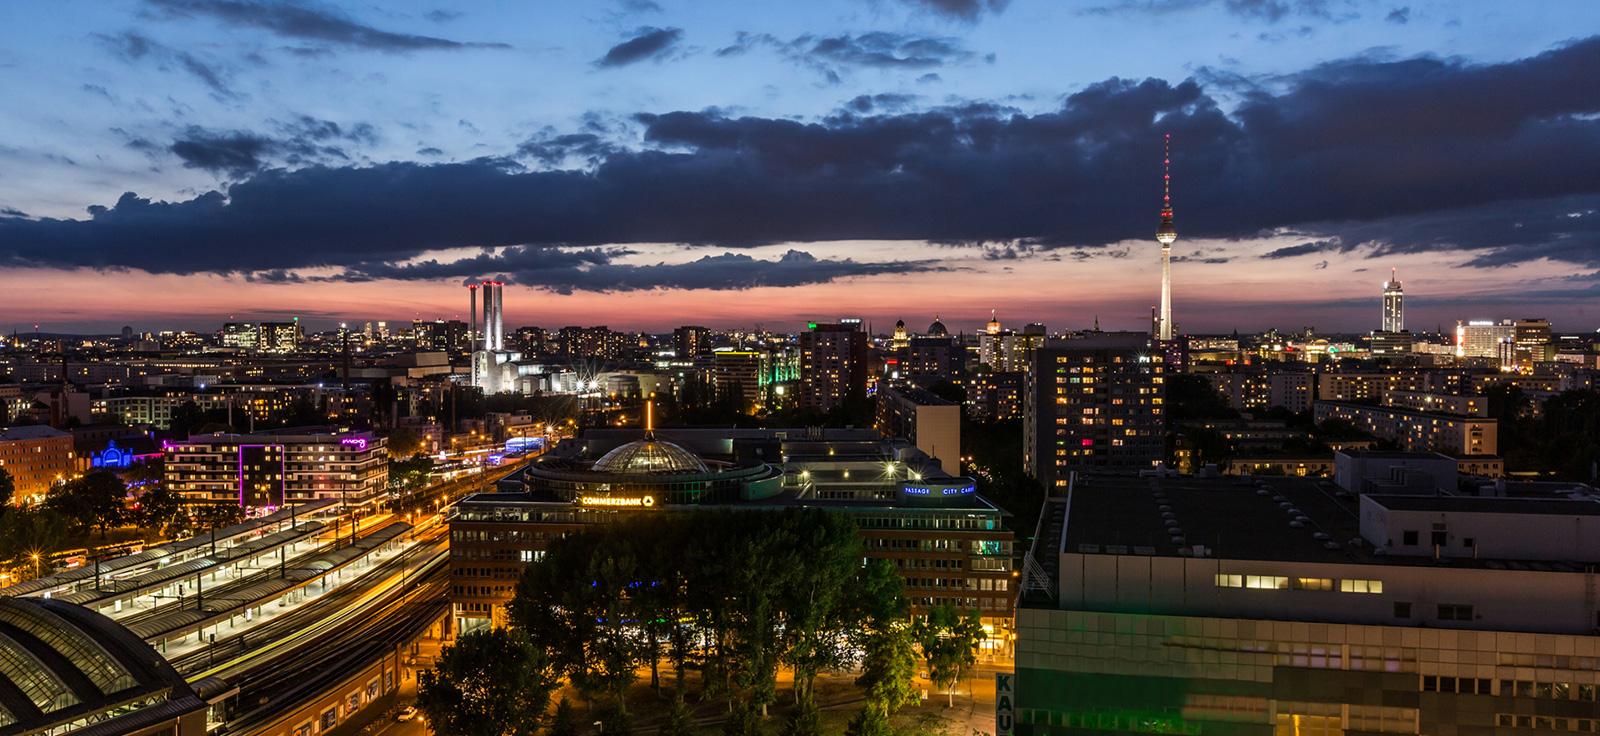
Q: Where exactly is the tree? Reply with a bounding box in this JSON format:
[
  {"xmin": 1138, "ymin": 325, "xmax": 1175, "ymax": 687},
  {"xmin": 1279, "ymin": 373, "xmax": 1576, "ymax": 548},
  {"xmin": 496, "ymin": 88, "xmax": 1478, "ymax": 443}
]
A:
[
  {"xmin": 855, "ymin": 620, "xmax": 918, "ymax": 717},
  {"xmin": 547, "ymin": 697, "xmax": 581, "ymax": 736},
  {"xmin": 389, "ymin": 454, "xmax": 435, "ymax": 494},
  {"xmin": 47, "ymin": 471, "xmax": 127, "ymax": 538},
  {"xmin": 842, "ymin": 706, "xmax": 891, "ymax": 736},
  {"xmin": 0, "ymin": 508, "xmax": 68, "ymax": 582},
  {"xmin": 415, "ymin": 628, "xmax": 556, "ymax": 736},
  {"xmin": 133, "ymin": 483, "xmax": 182, "ymax": 536},
  {"xmin": 387, "ymin": 426, "xmax": 426, "ymax": 458},
  {"xmin": 721, "ymin": 698, "xmax": 761, "ymax": 736},
  {"xmin": 914, "ymin": 605, "xmax": 986, "ymax": 707},
  {"xmin": 0, "ymin": 466, "xmax": 13, "ymax": 513},
  {"xmin": 658, "ymin": 693, "xmax": 696, "ymax": 736},
  {"xmin": 780, "ymin": 694, "xmax": 822, "ymax": 736},
  {"xmin": 169, "ymin": 401, "xmax": 209, "ymax": 438}
]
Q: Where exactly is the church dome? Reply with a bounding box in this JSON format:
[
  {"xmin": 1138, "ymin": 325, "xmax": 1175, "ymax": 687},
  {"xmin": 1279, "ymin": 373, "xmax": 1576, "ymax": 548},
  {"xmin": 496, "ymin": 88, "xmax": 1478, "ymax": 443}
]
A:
[
  {"xmin": 592, "ymin": 438, "xmax": 708, "ymax": 474},
  {"xmin": 927, "ymin": 317, "xmax": 948, "ymax": 337}
]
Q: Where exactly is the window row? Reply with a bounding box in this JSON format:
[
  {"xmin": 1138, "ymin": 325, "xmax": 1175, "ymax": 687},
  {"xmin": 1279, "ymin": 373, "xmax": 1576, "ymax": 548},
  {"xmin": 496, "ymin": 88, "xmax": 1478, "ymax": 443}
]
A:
[
  {"xmin": 1497, "ymin": 715, "xmax": 1600, "ymax": 732},
  {"xmin": 1214, "ymin": 574, "xmax": 1382, "ymax": 594}
]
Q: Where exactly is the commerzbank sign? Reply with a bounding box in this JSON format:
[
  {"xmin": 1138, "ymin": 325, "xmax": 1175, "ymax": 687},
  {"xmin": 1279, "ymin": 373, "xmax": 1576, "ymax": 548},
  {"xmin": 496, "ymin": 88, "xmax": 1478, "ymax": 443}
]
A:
[{"xmin": 579, "ymin": 495, "xmax": 656, "ymax": 507}]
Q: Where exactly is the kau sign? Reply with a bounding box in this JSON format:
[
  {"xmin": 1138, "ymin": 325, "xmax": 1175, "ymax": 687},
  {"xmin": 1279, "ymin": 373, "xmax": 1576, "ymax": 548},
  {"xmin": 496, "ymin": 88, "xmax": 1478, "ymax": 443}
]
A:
[{"xmin": 995, "ymin": 672, "xmax": 1015, "ymax": 735}]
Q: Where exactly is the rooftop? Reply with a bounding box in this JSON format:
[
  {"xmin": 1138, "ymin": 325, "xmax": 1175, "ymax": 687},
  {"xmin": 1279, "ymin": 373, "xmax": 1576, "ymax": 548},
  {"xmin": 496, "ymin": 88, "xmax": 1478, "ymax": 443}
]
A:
[
  {"xmin": 0, "ymin": 598, "xmax": 208, "ymax": 736},
  {"xmin": 0, "ymin": 426, "xmax": 70, "ymax": 442},
  {"xmin": 1054, "ymin": 473, "xmax": 1598, "ymax": 572}
]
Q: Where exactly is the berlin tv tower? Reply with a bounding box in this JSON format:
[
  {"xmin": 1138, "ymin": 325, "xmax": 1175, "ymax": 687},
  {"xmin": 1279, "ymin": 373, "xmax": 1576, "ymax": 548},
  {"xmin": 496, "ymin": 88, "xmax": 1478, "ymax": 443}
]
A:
[{"xmin": 1155, "ymin": 134, "xmax": 1177, "ymax": 342}]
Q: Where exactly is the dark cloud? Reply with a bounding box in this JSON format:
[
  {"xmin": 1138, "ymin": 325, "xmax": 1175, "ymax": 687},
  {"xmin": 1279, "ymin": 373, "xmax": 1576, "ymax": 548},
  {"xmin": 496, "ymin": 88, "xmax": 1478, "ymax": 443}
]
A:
[
  {"xmin": 619, "ymin": 0, "xmax": 662, "ymax": 12},
  {"xmin": 1, "ymin": 208, "xmax": 29, "ymax": 218},
  {"xmin": 596, "ymin": 27, "xmax": 683, "ymax": 68},
  {"xmin": 423, "ymin": 9, "xmax": 461, "ymax": 22},
  {"xmin": 141, "ymin": 0, "xmax": 509, "ymax": 52},
  {"xmin": 5, "ymin": 37, "xmax": 1600, "ymax": 286},
  {"xmin": 844, "ymin": 93, "xmax": 921, "ymax": 114},
  {"xmin": 717, "ymin": 31, "xmax": 979, "ymax": 82},
  {"xmin": 94, "ymin": 32, "xmax": 237, "ymax": 95},
  {"xmin": 332, "ymin": 247, "xmax": 937, "ymax": 294},
  {"xmin": 416, "ymin": 146, "xmax": 444, "ymax": 156},
  {"xmin": 516, "ymin": 132, "xmax": 623, "ymax": 167},
  {"xmin": 1260, "ymin": 240, "xmax": 1345, "ymax": 259},
  {"xmin": 1386, "ymin": 6, "xmax": 1410, "ymax": 23},
  {"xmin": 168, "ymin": 128, "xmax": 274, "ymax": 176},
  {"xmin": 167, "ymin": 117, "xmax": 378, "ymax": 176},
  {"xmin": 893, "ymin": 0, "xmax": 1009, "ymax": 21}
]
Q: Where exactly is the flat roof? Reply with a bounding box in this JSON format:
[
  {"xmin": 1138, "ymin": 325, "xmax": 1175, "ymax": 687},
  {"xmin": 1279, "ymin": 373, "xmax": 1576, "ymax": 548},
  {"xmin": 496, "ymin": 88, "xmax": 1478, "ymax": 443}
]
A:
[
  {"xmin": 1057, "ymin": 473, "xmax": 1593, "ymax": 570},
  {"xmin": 1368, "ymin": 495, "xmax": 1600, "ymax": 516}
]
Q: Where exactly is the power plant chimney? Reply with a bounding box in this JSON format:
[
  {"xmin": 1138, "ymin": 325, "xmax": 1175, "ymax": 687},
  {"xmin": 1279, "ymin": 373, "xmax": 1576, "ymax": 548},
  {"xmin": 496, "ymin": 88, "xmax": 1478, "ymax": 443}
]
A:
[{"xmin": 468, "ymin": 283, "xmax": 479, "ymax": 353}]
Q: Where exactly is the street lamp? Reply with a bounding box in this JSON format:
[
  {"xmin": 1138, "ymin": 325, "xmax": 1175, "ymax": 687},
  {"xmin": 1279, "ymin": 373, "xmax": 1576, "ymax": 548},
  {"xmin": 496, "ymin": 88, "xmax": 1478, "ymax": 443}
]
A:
[{"xmin": 31, "ymin": 553, "xmax": 40, "ymax": 580}]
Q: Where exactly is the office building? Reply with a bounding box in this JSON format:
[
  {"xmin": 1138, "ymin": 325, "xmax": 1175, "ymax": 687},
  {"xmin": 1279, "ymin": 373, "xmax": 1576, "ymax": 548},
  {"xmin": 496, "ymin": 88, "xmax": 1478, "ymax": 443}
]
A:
[
  {"xmin": 799, "ymin": 321, "xmax": 869, "ymax": 412},
  {"xmin": 1023, "ymin": 333, "xmax": 1165, "ymax": 489},
  {"xmin": 0, "ymin": 425, "xmax": 75, "ymax": 504},
  {"xmin": 1513, "ymin": 319, "xmax": 1553, "ymax": 366},
  {"xmin": 1456, "ymin": 320, "xmax": 1514, "ymax": 359},
  {"xmin": 1369, "ymin": 330, "xmax": 1413, "ymax": 357},
  {"xmin": 164, "ymin": 430, "xmax": 388, "ymax": 510},
  {"xmin": 448, "ymin": 427, "xmax": 1014, "ymax": 644},
  {"xmin": 1315, "ymin": 401, "xmax": 1497, "ymax": 456},
  {"xmin": 256, "ymin": 321, "xmax": 303, "ymax": 353},
  {"xmin": 221, "ymin": 322, "xmax": 257, "ymax": 349},
  {"xmin": 413, "ymin": 319, "xmax": 469, "ymax": 352},
  {"xmin": 877, "ymin": 386, "xmax": 962, "ymax": 475},
  {"xmin": 1013, "ymin": 473, "xmax": 1600, "ymax": 736},
  {"xmin": 709, "ymin": 348, "xmax": 762, "ymax": 408},
  {"xmin": 1383, "ymin": 269, "xmax": 1404, "ymax": 332}
]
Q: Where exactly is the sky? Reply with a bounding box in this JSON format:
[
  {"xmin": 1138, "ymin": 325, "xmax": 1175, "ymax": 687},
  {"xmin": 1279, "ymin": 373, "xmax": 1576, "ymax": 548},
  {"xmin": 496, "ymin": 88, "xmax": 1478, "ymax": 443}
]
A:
[{"xmin": 1, "ymin": 0, "xmax": 1598, "ymax": 336}]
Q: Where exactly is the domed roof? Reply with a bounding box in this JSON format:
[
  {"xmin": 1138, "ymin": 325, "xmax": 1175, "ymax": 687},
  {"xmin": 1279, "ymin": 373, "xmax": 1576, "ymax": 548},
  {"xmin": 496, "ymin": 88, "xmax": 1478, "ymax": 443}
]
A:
[
  {"xmin": 592, "ymin": 438, "xmax": 708, "ymax": 474},
  {"xmin": 927, "ymin": 316, "xmax": 948, "ymax": 337},
  {"xmin": 895, "ymin": 319, "xmax": 905, "ymax": 328}
]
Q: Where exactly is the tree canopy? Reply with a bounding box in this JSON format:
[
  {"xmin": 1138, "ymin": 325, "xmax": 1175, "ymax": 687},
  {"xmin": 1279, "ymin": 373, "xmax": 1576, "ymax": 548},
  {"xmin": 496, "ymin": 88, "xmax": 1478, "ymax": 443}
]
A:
[
  {"xmin": 509, "ymin": 508, "xmax": 906, "ymax": 715},
  {"xmin": 416, "ymin": 628, "xmax": 557, "ymax": 736}
]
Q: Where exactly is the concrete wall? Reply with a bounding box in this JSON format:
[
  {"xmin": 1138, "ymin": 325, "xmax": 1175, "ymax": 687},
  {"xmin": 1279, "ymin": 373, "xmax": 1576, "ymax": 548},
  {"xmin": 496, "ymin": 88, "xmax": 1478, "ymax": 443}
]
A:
[{"xmin": 1057, "ymin": 551, "xmax": 1600, "ymax": 636}]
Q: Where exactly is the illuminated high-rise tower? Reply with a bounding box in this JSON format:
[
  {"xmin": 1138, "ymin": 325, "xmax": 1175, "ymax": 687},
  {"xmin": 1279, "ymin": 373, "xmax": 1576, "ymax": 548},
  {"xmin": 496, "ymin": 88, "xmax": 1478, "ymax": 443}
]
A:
[
  {"xmin": 1382, "ymin": 269, "xmax": 1404, "ymax": 332},
  {"xmin": 1155, "ymin": 135, "xmax": 1177, "ymax": 342}
]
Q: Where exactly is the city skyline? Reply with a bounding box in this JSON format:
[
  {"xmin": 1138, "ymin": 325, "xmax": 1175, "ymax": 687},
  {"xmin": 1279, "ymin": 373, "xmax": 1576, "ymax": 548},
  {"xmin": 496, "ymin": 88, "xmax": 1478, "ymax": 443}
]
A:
[{"xmin": 2, "ymin": 1, "xmax": 1599, "ymax": 333}]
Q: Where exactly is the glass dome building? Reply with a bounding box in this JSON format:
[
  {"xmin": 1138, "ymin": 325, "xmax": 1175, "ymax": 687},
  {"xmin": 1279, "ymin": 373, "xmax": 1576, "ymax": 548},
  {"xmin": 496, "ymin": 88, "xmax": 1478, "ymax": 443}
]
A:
[{"xmin": 591, "ymin": 438, "xmax": 709, "ymax": 474}]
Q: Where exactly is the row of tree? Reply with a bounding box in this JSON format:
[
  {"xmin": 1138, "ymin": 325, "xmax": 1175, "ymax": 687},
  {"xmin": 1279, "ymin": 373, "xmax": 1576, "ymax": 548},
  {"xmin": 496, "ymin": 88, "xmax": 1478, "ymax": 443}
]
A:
[
  {"xmin": 0, "ymin": 465, "xmax": 249, "ymax": 583},
  {"xmin": 418, "ymin": 509, "xmax": 987, "ymax": 735}
]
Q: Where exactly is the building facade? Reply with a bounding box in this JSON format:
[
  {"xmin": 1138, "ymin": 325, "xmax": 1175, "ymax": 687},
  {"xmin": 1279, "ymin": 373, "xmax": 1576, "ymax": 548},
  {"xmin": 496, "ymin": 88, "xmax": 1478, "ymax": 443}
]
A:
[
  {"xmin": 799, "ymin": 322, "xmax": 869, "ymax": 412},
  {"xmin": 876, "ymin": 386, "xmax": 962, "ymax": 476},
  {"xmin": 164, "ymin": 431, "xmax": 388, "ymax": 510},
  {"xmin": 0, "ymin": 425, "xmax": 75, "ymax": 504},
  {"xmin": 1315, "ymin": 401, "xmax": 1498, "ymax": 456},
  {"xmin": 1023, "ymin": 333, "xmax": 1166, "ymax": 489},
  {"xmin": 1014, "ymin": 473, "xmax": 1600, "ymax": 736}
]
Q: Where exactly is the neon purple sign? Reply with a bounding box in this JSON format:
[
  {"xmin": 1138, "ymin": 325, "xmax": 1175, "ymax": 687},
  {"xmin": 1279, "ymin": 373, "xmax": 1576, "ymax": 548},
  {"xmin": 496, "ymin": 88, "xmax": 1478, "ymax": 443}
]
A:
[{"xmin": 341, "ymin": 437, "xmax": 368, "ymax": 450}]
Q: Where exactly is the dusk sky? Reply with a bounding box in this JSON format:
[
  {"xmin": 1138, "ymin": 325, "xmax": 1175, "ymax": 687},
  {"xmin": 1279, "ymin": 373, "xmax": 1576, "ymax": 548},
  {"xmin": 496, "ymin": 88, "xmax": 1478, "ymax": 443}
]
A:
[{"xmin": 2, "ymin": 0, "xmax": 1598, "ymax": 336}]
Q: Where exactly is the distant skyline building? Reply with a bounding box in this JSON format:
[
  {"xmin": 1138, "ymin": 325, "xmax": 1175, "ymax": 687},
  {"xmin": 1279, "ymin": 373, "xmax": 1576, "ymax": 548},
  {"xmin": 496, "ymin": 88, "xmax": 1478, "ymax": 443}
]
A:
[
  {"xmin": 1155, "ymin": 135, "xmax": 1177, "ymax": 342},
  {"xmin": 1383, "ymin": 268, "xmax": 1404, "ymax": 332}
]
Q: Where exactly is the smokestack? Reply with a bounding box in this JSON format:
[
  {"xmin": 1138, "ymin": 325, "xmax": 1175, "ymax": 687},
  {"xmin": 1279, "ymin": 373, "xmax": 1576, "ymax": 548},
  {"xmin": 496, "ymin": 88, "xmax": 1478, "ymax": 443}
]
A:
[
  {"xmin": 480, "ymin": 281, "xmax": 493, "ymax": 351},
  {"xmin": 468, "ymin": 284, "xmax": 479, "ymax": 353},
  {"xmin": 494, "ymin": 282, "xmax": 505, "ymax": 351}
]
